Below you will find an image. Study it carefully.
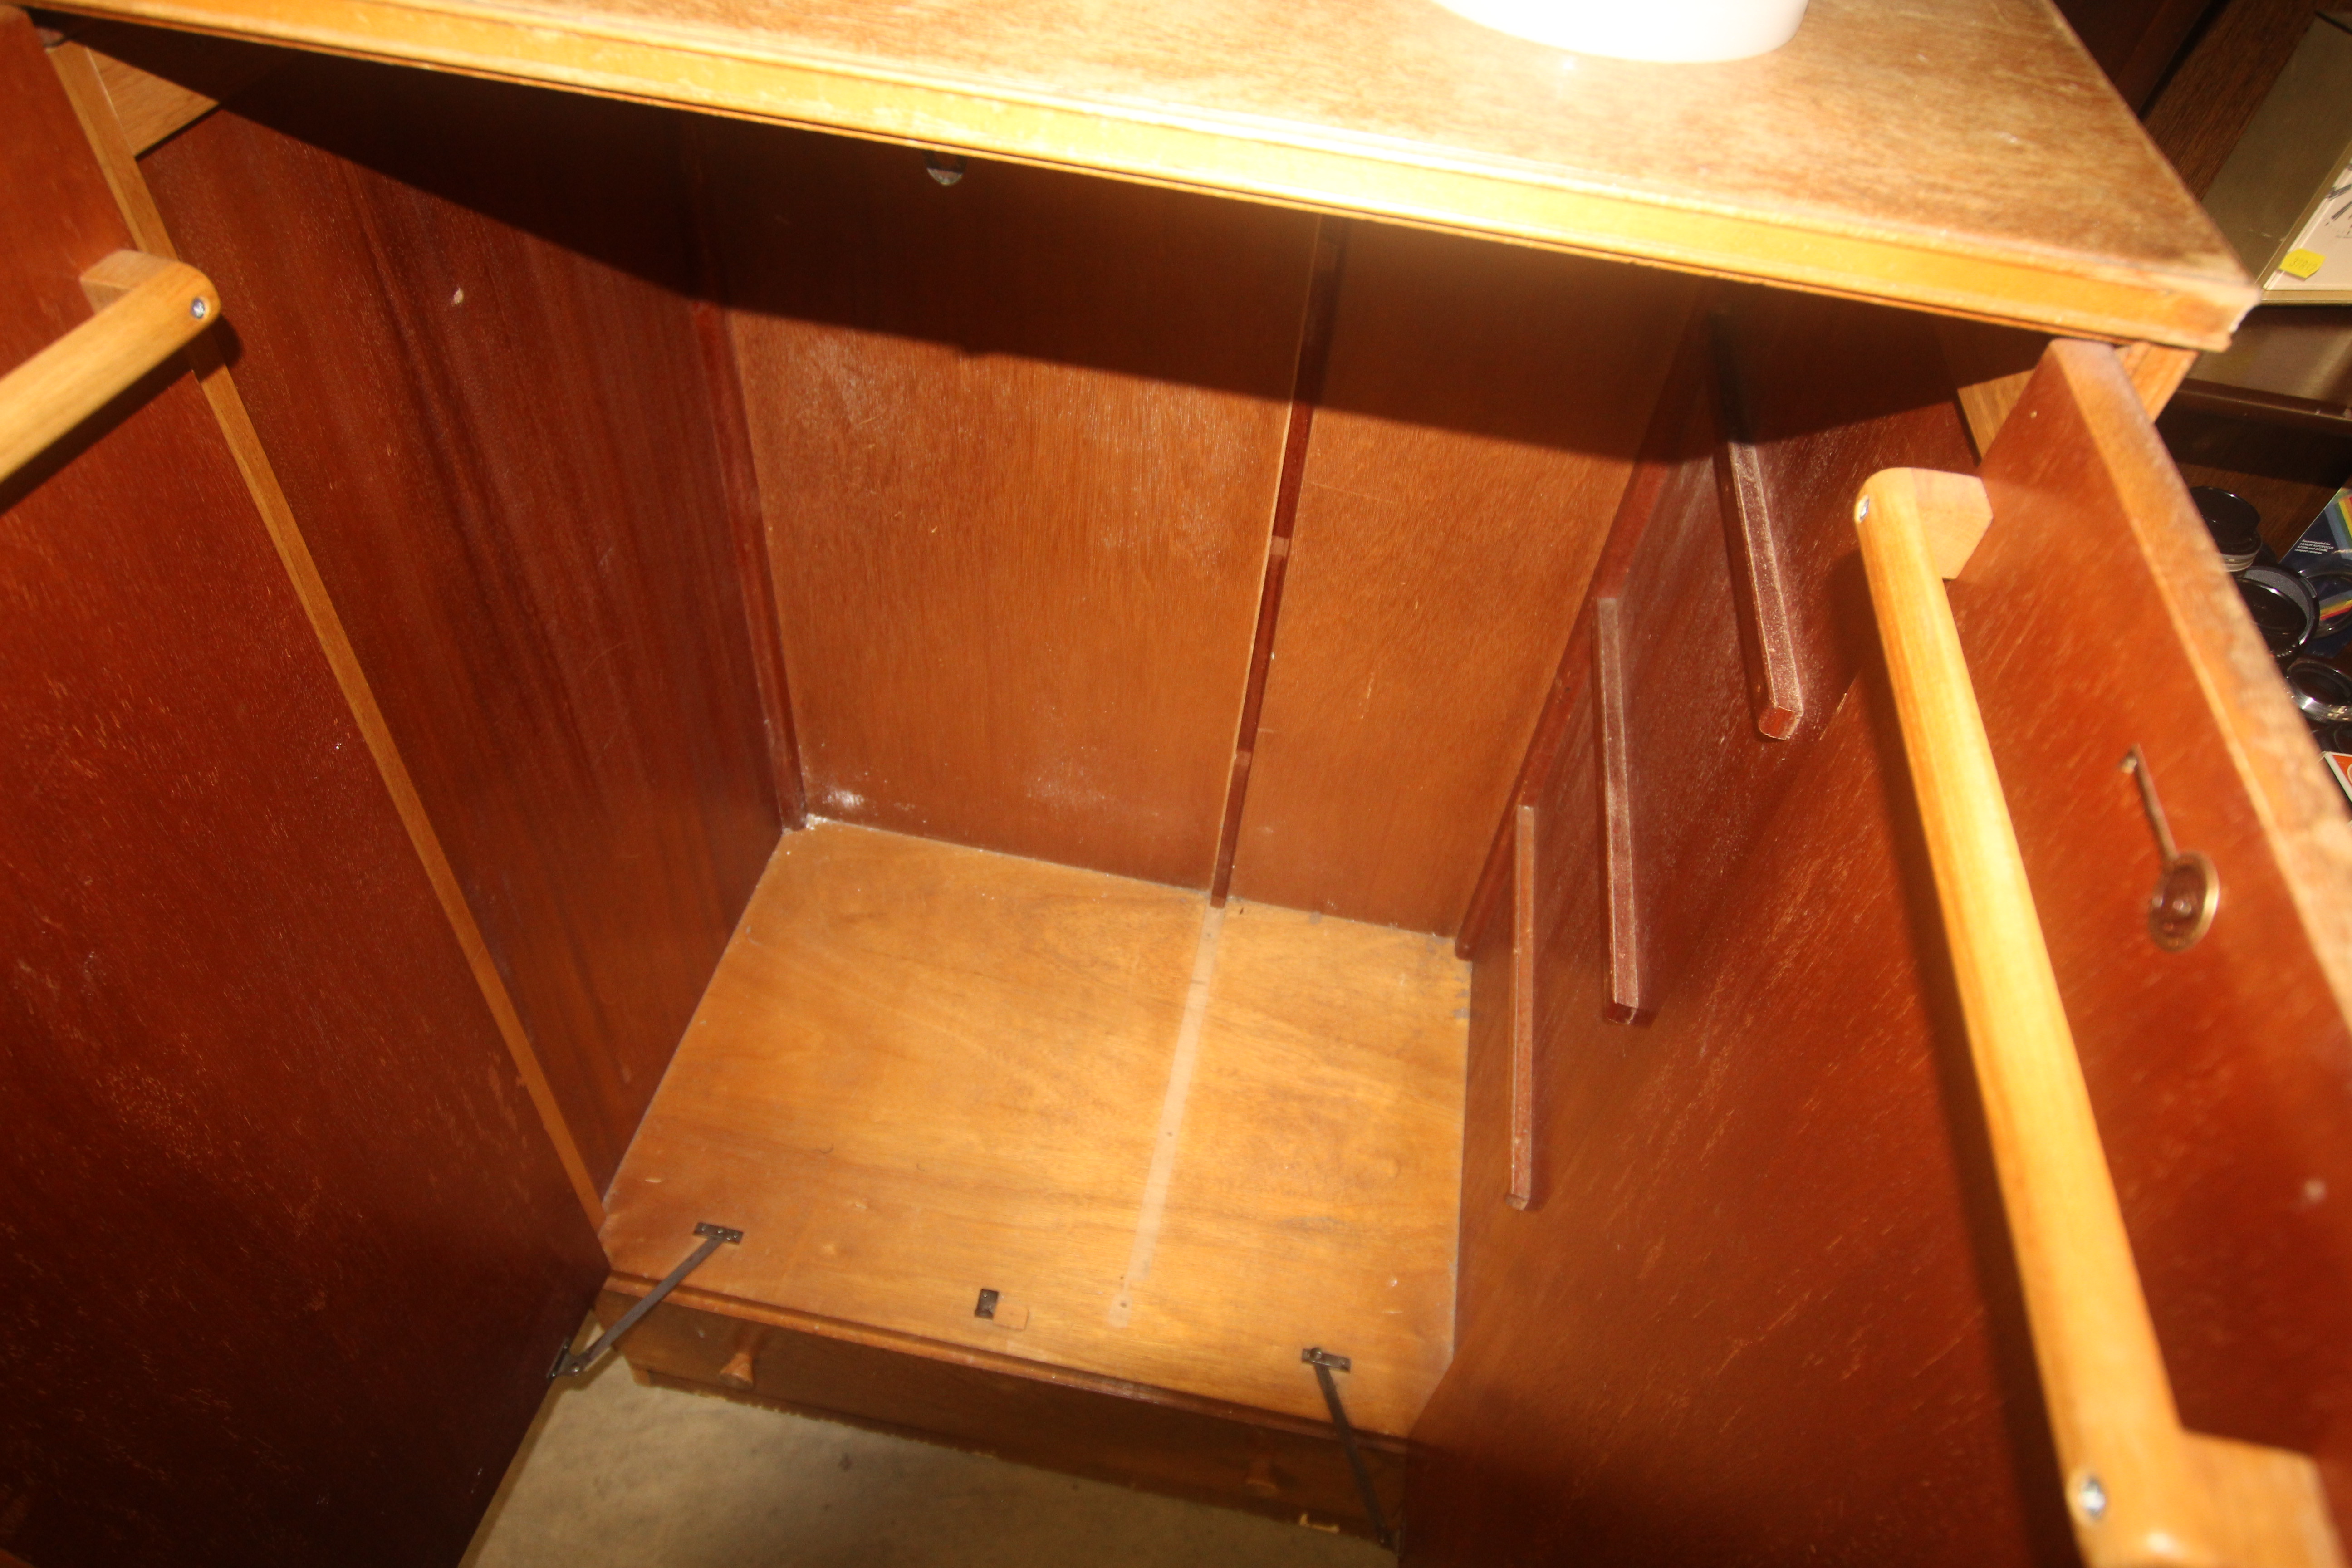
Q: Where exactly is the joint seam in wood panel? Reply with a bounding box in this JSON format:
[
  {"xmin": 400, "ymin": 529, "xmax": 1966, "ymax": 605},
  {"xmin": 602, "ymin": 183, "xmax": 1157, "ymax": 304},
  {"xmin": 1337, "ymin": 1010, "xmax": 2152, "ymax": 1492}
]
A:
[
  {"xmin": 1211, "ymin": 216, "xmax": 1346, "ymax": 906},
  {"xmin": 47, "ymin": 44, "xmax": 608, "ymax": 1230}
]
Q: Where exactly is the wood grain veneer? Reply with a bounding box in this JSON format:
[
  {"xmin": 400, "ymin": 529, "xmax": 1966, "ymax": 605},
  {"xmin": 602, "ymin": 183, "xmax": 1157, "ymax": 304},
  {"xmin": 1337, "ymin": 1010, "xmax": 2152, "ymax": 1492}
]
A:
[
  {"xmin": 48, "ymin": 0, "xmax": 2253, "ymax": 346},
  {"xmin": 1230, "ymin": 225, "xmax": 1695, "ymax": 933},
  {"xmin": 601, "ymin": 822, "xmax": 1465, "ymax": 1437},
  {"xmin": 702, "ymin": 122, "xmax": 1313, "ymax": 887},
  {"xmin": 0, "ymin": 16, "xmax": 604, "ymax": 1563},
  {"xmin": 139, "ymin": 58, "xmax": 781, "ymax": 1189}
]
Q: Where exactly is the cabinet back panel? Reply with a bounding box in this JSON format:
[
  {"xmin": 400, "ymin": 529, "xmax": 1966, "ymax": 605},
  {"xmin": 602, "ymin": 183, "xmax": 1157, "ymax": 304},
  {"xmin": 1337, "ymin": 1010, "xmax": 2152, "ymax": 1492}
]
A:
[
  {"xmin": 0, "ymin": 17, "xmax": 605, "ymax": 1564},
  {"xmin": 703, "ymin": 123, "xmax": 1314, "ymax": 889},
  {"xmin": 1230, "ymin": 227, "xmax": 1695, "ymax": 935},
  {"xmin": 141, "ymin": 61, "xmax": 781, "ymax": 1188}
]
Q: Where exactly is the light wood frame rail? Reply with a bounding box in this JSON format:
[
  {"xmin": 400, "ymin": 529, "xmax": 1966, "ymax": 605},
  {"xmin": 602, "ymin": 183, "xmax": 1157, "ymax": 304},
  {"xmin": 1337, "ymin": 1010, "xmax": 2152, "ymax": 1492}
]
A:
[
  {"xmin": 1854, "ymin": 465, "xmax": 2345, "ymax": 1568},
  {"xmin": 0, "ymin": 247, "xmax": 215, "ymax": 483}
]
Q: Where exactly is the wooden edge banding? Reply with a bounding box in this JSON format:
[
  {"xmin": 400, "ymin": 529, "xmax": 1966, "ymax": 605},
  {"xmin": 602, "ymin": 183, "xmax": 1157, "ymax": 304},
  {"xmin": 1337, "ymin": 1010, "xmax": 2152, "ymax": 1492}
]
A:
[
  {"xmin": 1211, "ymin": 215, "xmax": 1346, "ymax": 904},
  {"xmin": 1708, "ymin": 313, "xmax": 1801, "ymax": 740},
  {"xmin": 598, "ymin": 1275, "xmax": 1411, "ymax": 1450},
  {"xmin": 1857, "ymin": 461, "xmax": 2345, "ymax": 1568},
  {"xmin": 1595, "ymin": 597, "xmax": 1647, "ymax": 1025},
  {"xmin": 1507, "ymin": 802, "xmax": 1535, "ymax": 1209},
  {"xmin": 47, "ymin": 49, "xmax": 609, "ymax": 1231},
  {"xmin": 1454, "ymin": 297, "xmax": 1710, "ymax": 958}
]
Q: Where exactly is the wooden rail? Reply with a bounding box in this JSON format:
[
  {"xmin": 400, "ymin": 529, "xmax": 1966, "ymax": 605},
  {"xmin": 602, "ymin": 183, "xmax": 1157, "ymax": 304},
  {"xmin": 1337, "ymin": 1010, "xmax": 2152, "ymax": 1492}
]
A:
[
  {"xmin": 0, "ymin": 249, "xmax": 218, "ymax": 485},
  {"xmin": 1855, "ymin": 466, "xmax": 2344, "ymax": 1568}
]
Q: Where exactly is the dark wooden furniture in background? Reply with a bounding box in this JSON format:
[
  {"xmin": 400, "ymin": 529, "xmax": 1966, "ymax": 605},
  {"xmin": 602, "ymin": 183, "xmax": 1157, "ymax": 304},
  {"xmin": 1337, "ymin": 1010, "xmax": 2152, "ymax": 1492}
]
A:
[{"xmin": 5, "ymin": 1, "xmax": 2348, "ymax": 1566}]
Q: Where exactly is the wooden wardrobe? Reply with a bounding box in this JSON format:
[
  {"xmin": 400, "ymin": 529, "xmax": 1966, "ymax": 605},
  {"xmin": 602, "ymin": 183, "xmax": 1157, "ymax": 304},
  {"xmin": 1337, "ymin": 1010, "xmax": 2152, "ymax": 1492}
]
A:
[{"xmin": 4, "ymin": 0, "xmax": 2348, "ymax": 1563}]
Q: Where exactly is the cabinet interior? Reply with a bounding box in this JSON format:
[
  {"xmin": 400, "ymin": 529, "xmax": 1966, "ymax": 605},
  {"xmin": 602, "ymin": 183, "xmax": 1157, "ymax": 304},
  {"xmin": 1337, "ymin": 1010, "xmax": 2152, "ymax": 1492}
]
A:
[{"xmin": 120, "ymin": 30, "xmax": 2004, "ymax": 1481}]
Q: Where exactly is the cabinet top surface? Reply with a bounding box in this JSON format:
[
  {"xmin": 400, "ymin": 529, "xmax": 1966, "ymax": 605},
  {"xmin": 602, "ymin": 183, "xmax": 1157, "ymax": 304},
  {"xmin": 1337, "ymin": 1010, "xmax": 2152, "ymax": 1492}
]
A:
[{"xmin": 67, "ymin": 0, "xmax": 2254, "ymax": 345}]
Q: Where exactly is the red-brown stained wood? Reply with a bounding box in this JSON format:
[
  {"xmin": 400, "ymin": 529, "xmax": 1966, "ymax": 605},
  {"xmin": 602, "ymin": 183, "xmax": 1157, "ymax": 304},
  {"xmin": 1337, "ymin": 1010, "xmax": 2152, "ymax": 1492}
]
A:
[
  {"xmin": 1962, "ymin": 342, "xmax": 2352, "ymax": 1533},
  {"xmin": 1454, "ymin": 316, "xmax": 1717, "ymax": 959},
  {"xmin": 1229, "ymin": 226, "xmax": 1696, "ymax": 934},
  {"xmin": 1417, "ymin": 294, "xmax": 2023, "ymax": 1567},
  {"xmin": 0, "ymin": 15, "xmax": 603, "ymax": 1563},
  {"xmin": 703, "ymin": 122, "xmax": 1315, "ymax": 889},
  {"xmin": 140, "ymin": 60, "xmax": 781, "ymax": 1188},
  {"xmin": 1413, "ymin": 318, "xmax": 2352, "ymax": 1562}
]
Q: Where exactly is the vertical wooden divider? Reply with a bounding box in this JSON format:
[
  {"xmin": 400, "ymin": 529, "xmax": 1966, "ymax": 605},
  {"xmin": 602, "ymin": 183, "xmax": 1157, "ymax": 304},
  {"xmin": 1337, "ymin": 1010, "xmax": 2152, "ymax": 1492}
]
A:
[
  {"xmin": 1507, "ymin": 802, "xmax": 1537, "ymax": 1209},
  {"xmin": 681, "ymin": 118, "xmax": 804, "ymax": 828},
  {"xmin": 1709, "ymin": 313, "xmax": 1802, "ymax": 740},
  {"xmin": 1594, "ymin": 597, "xmax": 1649, "ymax": 1024},
  {"xmin": 46, "ymin": 39, "xmax": 607, "ymax": 1230},
  {"xmin": 1210, "ymin": 216, "xmax": 1348, "ymax": 906}
]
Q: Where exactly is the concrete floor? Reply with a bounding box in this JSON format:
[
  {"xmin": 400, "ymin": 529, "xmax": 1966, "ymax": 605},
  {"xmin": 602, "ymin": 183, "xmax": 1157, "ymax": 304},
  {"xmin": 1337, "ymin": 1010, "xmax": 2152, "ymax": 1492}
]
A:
[{"xmin": 461, "ymin": 1336, "xmax": 1396, "ymax": 1568}]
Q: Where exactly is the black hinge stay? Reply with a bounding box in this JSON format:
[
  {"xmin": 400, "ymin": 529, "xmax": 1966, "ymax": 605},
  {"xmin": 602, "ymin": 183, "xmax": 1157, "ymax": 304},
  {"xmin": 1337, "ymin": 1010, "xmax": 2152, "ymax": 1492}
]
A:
[
  {"xmin": 549, "ymin": 1221, "xmax": 743, "ymax": 1381},
  {"xmin": 1302, "ymin": 1345, "xmax": 1396, "ymax": 1550}
]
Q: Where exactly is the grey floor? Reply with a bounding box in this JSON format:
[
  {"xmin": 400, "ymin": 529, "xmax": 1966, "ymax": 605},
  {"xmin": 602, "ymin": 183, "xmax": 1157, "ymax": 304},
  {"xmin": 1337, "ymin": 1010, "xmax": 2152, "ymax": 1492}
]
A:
[{"xmin": 461, "ymin": 1336, "xmax": 1395, "ymax": 1568}]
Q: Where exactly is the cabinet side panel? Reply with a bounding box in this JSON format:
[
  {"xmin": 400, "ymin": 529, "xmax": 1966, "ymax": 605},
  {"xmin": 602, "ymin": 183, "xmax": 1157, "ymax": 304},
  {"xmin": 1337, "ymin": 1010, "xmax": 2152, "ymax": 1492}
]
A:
[
  {"xmin": 1412, "ymin": 296, "xmax": 2050, "ymax": 1565},
  {"xmin": 706, "ymin": 123, "xmax": 1313, "ymax": 889},
  {"xmin": 0, "ymin": 16, "xmax": 604, "ymax": 1565},
  {"xmin": 1229, "ymin": 229, "xmax": 1696, "ymax": 935},
  {"xmin": 141, "ymin": 60, "xmax": 781, "ymax": 1187}
]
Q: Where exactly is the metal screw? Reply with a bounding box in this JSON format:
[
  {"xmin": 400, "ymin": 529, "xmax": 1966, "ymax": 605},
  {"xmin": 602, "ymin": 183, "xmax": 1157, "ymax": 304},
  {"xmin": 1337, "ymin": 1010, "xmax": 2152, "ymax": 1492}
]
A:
[
  {"xmin": 2073, "ymin": 1471, "xmax": 2109, "ymax": 1523},
  {"xmin": 1855, "ymin": 496, "xmax": 1871, "ymax": 520},
  {"xmin": 190, "ymin": 297, "xmax": 209, "ymax": 320}
]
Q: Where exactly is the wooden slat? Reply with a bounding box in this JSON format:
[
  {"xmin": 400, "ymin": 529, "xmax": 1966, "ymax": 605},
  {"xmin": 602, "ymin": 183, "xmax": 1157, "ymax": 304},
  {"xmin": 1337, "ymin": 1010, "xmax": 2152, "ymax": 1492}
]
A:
[
  {"xmin": 601, "ymin": 822, "xmax": 1466, "ymax": 1438},
  {"xmin": 139, "ymin": 57, "xmax": 782, "ymax": 1188},
  {"xmin": 0, "ymin": 248, "xmax": 215, "ymax": 483},
  {"xmin": 1594, "ymin": 597, "xmax": 1645, "ymax": 1025},
  {"xmin": 1507, "ymin": 802, "xmax": 1536, "ymax": 1210},
  {"xmin": 0, "ymin": 15, "xmax": 606, "ymax": 1560},
  {"xmin": 706, "ymin": 121, "xmax": 1313, "ymax": 888},
  {"xmin": 54, "ymin": 0, "xmax": 2253, "ymax": 346},
  {"xmin": 1856, "ymin": 461, "xmax": 2342, "ymax": 1568},
  {"xmin": 1230, "ymin": 226, "xmax": 1695, "ymax": 932},
  {"xmin": 1709, "ymin": 313, "xmax": 1801, "ymax": 739}
]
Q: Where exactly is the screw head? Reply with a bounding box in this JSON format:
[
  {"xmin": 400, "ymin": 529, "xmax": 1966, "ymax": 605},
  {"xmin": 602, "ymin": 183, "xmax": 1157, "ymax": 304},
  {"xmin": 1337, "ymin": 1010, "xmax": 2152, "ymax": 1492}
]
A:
[
  {"xmin": 1855, "ymin": 496, "xmax": 1872, "ymax": 520},
  {"xmin": 190, "ymin": 297, "xmax": 209, "ymax": 320},
  {"xmin": 2073, "ymin": 1471, "xmax": 2108, "ymax": 1523}
]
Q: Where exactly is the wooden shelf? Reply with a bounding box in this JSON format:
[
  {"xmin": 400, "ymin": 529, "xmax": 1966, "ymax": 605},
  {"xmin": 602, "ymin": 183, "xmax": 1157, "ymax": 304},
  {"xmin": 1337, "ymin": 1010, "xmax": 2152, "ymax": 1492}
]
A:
[
  {"xmin": 58, "ymin": 0, "xmax": 2253, "ymax": 347},
  {"xmin": 601, "ymin": 822, "xmax": 1468, "ymax": 1436}
]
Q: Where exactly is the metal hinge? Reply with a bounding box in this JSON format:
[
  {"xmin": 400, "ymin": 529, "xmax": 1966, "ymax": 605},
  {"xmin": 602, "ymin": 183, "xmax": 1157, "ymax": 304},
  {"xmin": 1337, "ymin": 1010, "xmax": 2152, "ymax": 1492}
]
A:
[{"xmin": 549, "ymin": 1221, "xmax": 743, "ymax": 1381}]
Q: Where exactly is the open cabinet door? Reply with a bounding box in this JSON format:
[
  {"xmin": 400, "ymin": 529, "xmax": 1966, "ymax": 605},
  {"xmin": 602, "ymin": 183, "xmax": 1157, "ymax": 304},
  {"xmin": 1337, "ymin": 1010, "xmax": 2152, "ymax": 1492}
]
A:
[
  {"xmin": 1410, "ymin": 314, "xmax": 2352, "ymax": 1563},
  {"xmin": 0, "ymin": 11, "xmax": 605, "ymax": 1565}
]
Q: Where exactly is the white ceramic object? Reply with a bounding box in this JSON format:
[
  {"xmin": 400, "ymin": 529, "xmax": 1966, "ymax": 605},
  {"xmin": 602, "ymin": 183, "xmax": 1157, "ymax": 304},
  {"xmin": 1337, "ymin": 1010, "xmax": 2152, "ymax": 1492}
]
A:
[{"xmin": 1431, "ymin": 0, "xmax": 1809, "ymax": 62}]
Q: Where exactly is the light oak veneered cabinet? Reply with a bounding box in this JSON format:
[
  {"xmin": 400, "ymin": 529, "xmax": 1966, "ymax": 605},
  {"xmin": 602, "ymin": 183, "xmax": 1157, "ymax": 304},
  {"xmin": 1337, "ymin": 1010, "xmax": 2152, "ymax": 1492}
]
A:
[{"xmin": 4, "ymin": 2, "xmax": 2350, "ymax": 1564}]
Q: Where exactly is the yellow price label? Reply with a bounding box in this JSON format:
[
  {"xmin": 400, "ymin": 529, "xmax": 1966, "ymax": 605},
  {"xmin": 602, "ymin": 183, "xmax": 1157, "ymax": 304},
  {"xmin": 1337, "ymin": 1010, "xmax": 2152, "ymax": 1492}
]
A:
[{"xmin": 2281, "ymin": 248, "xmax": 2327, "ymax": 279}]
